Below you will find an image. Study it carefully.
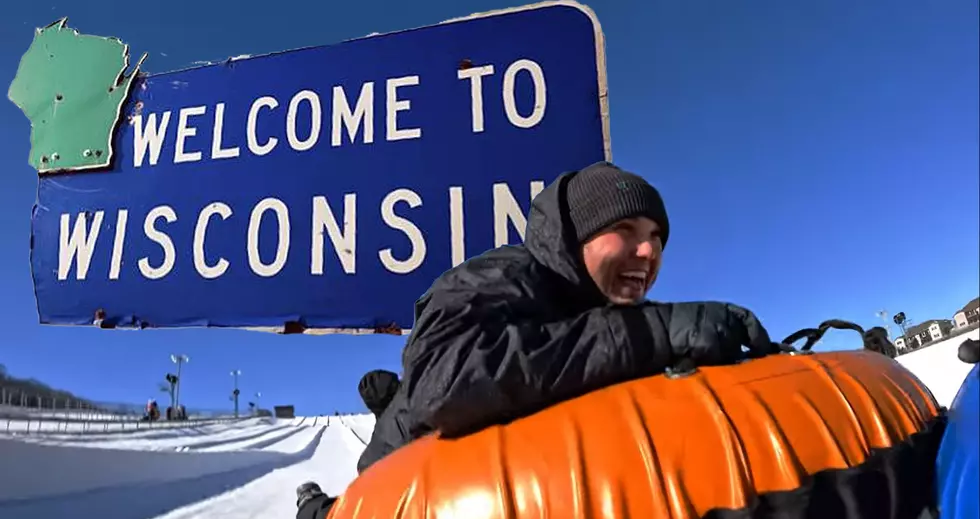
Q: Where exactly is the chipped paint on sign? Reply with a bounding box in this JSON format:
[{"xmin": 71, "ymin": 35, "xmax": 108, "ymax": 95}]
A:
[{"xmin": 7, "ymin": 18, "xmax": 147, "ymax": 174}]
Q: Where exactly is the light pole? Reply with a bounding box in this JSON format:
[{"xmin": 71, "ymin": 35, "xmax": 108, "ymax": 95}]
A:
[
  {"xmin": 893, "ymin": 312, "xmax": 910, "ymax": 346},
  {"xmin": 170, "ymin": 354, "xmax": 189, "ymax": 411},
  {"xmin": 875, "ymin": 310, "xmax": 895, "ymax": 338},
  {"xmin": 231, "ymin": 370, "xmax": 242, "ymax": 418}
]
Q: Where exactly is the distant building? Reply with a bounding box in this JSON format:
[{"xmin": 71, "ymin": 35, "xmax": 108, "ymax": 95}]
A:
[
  {"xmin": 273, "ymin": 405, "xmax": 296, "ymax": 419},
  {"xmin": 895, "ymin": 336, "xmax": 906, "ymax": 350},
  {"xmin": 927, "ymin": 319, "xmax": 954, "ymax": 341},
  {"xmin": 953, "ymin": 297, "xmax": 980, "ymax": 329},
  {"xmin": 900, "ymin": 319, "xmax": 954, "ymax": 349},
  {"xmin": 893, "ymin": 297, "xmax": 979, "ymax": 355}
]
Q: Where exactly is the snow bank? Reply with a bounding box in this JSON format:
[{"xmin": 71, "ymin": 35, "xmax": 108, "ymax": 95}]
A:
[
  {"xmin": 0, "ymin": 405, "xmax": 127, "ymax": 421},
  {"xmin": 897, "ymin": 328, "xmax": 979, "ymax": 408},
  {"xmin": 6, "ymin": 419, "xmax": 278, "ymax": 450}
]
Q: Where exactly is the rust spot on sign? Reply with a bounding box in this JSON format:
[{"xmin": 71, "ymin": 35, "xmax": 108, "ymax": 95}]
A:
[
  {"xmin": 282, "ymin": 321, "xmax": 306, "ymax": 334},
  {"xmin": 375, "ymin": 322, "xmax": 402, "ymax": 335}
]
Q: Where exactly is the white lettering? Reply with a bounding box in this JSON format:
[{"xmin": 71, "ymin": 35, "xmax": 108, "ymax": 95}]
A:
[
  {"xmin": 449, "ymin": 187, "xmax": 465, "ymax": 267},
  {"xmin": 58, "ymin": 211, "xmax": 104, "ymax": 281},
  {"xmin": 502, "ymin": 59, "xmax": 547, "ymax": 129},
  {"xmin": 531, "ymin": 181, "xmax": 545, "ymax": 200},
  {"xmin": 458, "ymin": 65, "xmax": 495, "ymax": 133},
  {"xmin": 247, "ymin": 198, "xmax": 291, "ymax": 277},
  {"xmin": 174, "ymin": 106, "xmax": 207, "ymax": 163},
  {"xmin": 211, "ymin": 103, "xmax": 241, "ymax": 160},
  {"xmin": 194, "ymin": 202, "xmax": 233, "ymax": 279},
  {"xmin": 109, "ymin": 209, "xmax": 128, "ymax": 280},
  {"xmin": 385, "ymin": 76, "xmax": 422, "ymax": 141},
  {"xmin": 133, "ymin": 111, "xmax": 171, "ymax": 168},
  {"xmin": 247, "ymin": 96, "xmax": 279, "ymax": 156},
  {"xmin": 332, "ymin": 83, "xmax": 375, "ymax": 147},
  {"xmin": 286, "ymin": 90, "xmax": 322, "ymax": 152},
  {"xmin": 139, "ymin": 206, "xmax": 177, "ymax": 280},
  {"xmin": 493, "ymin": 181, "xmax": 545, "ymax": 246},
  {"xmin": 57, "ymin": 183, "xmax": 551, "ymax": 282},
  {"xmin": 311, "ymin": 194, "xmax": 357, "ymax": 275},
  {"xmin": 379, "ymin": 189, "xmax": 426, "ymax": 274}
]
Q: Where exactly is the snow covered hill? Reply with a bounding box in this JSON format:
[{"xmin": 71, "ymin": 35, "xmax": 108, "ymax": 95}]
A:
[
  {"xmin": 0, "ymin": 415, "xmax": 365, "ymax": 519},
  {"xmin": 897, "ymin": 328, "xmax": 979, "ymax": 408}
]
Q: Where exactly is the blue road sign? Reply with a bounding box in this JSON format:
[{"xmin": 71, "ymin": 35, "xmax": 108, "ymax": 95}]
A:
[{"xmin": 28, "ymin": 1, "xmax": 610, "ymax": 332}]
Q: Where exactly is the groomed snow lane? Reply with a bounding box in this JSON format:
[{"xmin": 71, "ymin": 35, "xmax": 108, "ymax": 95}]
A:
[{"xmin": 0, "ymin": 417, "xmax": 368, "ymax": 519}]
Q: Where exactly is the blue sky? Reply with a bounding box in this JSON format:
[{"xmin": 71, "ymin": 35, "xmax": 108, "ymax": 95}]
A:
[{"xmin": 0, "ymin": 0, "xmax": 976, "ymax": 415}]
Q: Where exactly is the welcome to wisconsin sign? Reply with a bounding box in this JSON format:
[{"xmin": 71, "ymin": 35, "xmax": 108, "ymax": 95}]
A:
[{"xmin": 12, "ymin": 2, "xmax": 610, "ymax": 333}]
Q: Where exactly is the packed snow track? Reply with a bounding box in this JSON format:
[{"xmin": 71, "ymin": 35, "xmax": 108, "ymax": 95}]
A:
[
  {"xmin": 0, "ymin": 414, "xmax": 375, "ymax": 519},
  {"xmin": 0, "ymin": 331, "xmax": 973, "ymax": 519}
]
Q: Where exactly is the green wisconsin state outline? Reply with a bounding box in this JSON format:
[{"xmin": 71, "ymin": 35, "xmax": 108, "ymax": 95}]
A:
[{"xmin": 7, "ymin": 18, "xmax": 147, "ymax": 174}]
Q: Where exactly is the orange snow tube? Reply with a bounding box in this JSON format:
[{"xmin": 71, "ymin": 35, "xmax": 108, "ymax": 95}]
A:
[{"xmin": 329, "ymin": 351, "xmax": 942, "ymax": 519}]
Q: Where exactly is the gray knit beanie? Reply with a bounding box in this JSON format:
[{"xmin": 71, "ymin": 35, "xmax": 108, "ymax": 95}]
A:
[{"xmin": 566, "ymin": 162, "xmax": 670, "ymax": 246}]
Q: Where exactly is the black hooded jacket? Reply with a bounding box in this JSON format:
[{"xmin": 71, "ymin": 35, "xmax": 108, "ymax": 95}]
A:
[{"xmin": 356, "ymin": 165, "xmax": 769, "ymax": 474}]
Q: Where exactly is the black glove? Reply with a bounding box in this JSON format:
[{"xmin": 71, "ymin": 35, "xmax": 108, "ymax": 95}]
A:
[
  {"xmin": 296, "ymin": 482, "xmax": 337, "ymax": 519},
  {"xmin": 863, "ymin": 326, "xmax": 898, "ymax": 358},
  {"xmin": 666, "ymin": 301, "xmax": 776, "ymax": 367},
  {"xmin": 358, "ymin": 369, "xmax": 400, "ymax": 417}
]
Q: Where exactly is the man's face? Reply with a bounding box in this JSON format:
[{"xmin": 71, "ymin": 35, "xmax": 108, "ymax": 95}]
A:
[{"xmin": 581, "ymin": 217, "xmax": 663, "ymax": 305}]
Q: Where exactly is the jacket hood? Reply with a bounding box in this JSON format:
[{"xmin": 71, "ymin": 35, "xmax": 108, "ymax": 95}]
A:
[
  {"xmin": 524, "ymin": 168, "xmax": 607, "ymax": 308},
  {"xmin": 358, "ymin": 369, "xmax": 400, "ymax": 417}
]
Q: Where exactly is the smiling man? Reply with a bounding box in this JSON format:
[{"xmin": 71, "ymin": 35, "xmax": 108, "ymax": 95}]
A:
[
  {"xmin": 343, "ymin": 161, "xmax": 777, "ymax": 480},
  {"xmin": 580, "ymin": 215, "xmax": 663, "ymax": 304}
]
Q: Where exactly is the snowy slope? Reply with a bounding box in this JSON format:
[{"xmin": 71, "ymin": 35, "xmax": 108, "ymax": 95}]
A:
[
  {"xmin": 897, "ymin": 328, "xmax": 979, "ymax": 408},
  {"xmin": 0, "ymin": 415, "xmax": 367, "ymax": 519},
  {"xmin": 338, "ymin": 413, "xmax": 375, "ymax": 446},
  {"xmin": 154, "ymin": 420, "xmax": 365, "ymax": 519}
]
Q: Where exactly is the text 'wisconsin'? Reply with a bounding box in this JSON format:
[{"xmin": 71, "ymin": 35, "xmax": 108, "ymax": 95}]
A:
[{"xmin": 57, "ymin": 182, "xmax": 544, "ymax": 282}]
